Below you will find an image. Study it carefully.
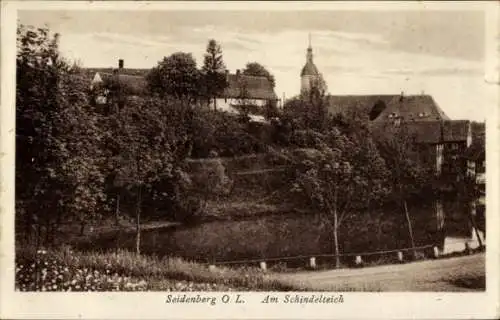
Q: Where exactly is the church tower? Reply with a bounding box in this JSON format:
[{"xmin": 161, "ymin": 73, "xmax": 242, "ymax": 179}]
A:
[{"xmin": 300, "ymin": 34, "xmax": 320, "ymax": 97}]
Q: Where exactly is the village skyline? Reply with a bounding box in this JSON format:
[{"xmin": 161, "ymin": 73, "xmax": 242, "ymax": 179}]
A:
[{"xmin": 18, "ymin": 9, "xmax": 492, "ymax": 122}]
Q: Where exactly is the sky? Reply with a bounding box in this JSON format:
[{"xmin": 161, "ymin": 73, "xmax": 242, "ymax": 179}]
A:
[{"xmin": 18, "ymin": 8, "xmax": 498, "ymax": 121}]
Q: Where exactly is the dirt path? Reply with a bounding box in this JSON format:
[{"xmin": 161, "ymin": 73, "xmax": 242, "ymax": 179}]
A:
[{"xmin": 276, "ymin": 254, "xmax": 485, "ymax": 291}]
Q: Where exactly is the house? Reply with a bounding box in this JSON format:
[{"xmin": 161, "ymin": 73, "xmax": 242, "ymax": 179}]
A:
[
  {"xmin": 209, "ymin": 69, "xmax": 279, "ymax": 118},
  {"xmin": 86, "ymin": 59, "xmax": 148, "ymax": 105},
  {"xmin": 85, "ymin": 59, "xmax": 279, "ymax": 122}
]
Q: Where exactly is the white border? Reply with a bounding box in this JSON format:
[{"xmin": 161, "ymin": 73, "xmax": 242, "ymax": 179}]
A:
[{"xmin": 1, "ymin": 1, "xmax": 499, "ymax": 319}]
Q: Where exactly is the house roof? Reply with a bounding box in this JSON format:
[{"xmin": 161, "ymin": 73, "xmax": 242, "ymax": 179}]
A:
[
  {"xmin": 374, "ymin": 95, "xmax": 450, "ymax": 122},
  {"xmin": 222, "ymin": 73, "xmax": 278, "ymax": 100},
  {"xmin": 371, "ymin": 120, "xmax": 470, "ymax": 144},
  {"xmin": 442, "ymin": 120, "xmax": 470, "ymax": 142},
  {"xmin": 326, "ymin": 94, "xmax": 450, "ymax": 122},
  {"xmin": 84, "ymin": 68, "xmax": 149, "ymax": 78},
  {"xmin": 83, "ymin": 68, "xmax": 277, "ymax": 100},
  {"xmin": 98, "ymin": 72, "xmax": 148, "ymax": 96},
  {"xmin": 326, "ymin": 95, "xmax": 395, "ymax": 119}
]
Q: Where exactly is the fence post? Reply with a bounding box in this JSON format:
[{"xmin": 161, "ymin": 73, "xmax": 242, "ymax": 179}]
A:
[
  {"xmin": 355, "ymin": 255, "xmax": 363, "ymax": 266},
  {"xmin": 309, "ymin": 257, "xmax": 316, "ymax": 269},
  {"xmin": 260, "ymin": 261, "xmax": 267, "ymax": 271},
  {"xmin": 465, "ymin": 242, "xmax": 472, "ymax": 255},
  {"xmin": 433, "ymin": 246, "xmax": 439, "ymax": 258},
  {"xmin": 397, "ymin": 251, "xmax": 404, "ymax": 262}
]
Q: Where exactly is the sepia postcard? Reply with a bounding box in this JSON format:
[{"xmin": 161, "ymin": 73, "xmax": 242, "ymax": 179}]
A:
[{"xmin": 1, "ymin": 1, "xmax": 499, "ymax": 319}]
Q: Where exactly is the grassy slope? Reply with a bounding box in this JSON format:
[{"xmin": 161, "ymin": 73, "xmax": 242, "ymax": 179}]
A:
[{"xmin": 15, "ymin": 246, "xmax": 306, "ymax": 292}]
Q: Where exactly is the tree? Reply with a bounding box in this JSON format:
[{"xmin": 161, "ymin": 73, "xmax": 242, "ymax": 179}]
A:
[
  {"xmin": 107, "ymin": 97, "xmax": 192, "ymax": 254},
  {"xmin": 201, "ymin": 39, "xmax": 228, "ymax": 109},
  {"xmin": 373, "ymin": 124, "xmax": 436, "ymax": 258},
  {"xmin": 178, "ymin": 157, "xmax": 233, "ymax": 224},
  {"xmin": 290, "ymin": 129, "xmax": 389, "ymax": 268},
  {"xmin": 16, "ymin": 25, "xmax": 107, "ymax": 245},
  {"xmin": 242, "ymin": 62, "xmax": 276, "ymax": 88},
  {"xmin": 146, "ymin": 52, "xmax": 200, "ymax": 104}
]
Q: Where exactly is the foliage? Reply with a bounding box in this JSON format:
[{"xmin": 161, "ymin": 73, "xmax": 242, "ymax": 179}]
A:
[
  {"xmin": 146, "ymin": 52, "xmax": 200, "ymax": 103},
  {"xmin": 16, "ymin": 246, "xmax": 302, "ymax": 291},
  {"xmin": 174, "ymin": 157, "xmax": 233, "ymax": 223},
  {"xmin": 190, "ymin": 109, "xmax": 268, "ymax": 158},
  {"xmin": 16, "ymin": 25, "xmax": 107, "ymax": 246},
  {"xmin": 373, "ymin": 124, "xmax": 436, "ymax": 203},
  {"xmin": 201, "ymin": 39, "xmax": 228, "ymax": 108},
  {"xmin": 104, "ymin": 97, "xmax": 193, "ymax": 252},
  {"xmin": 242, "ymin": 62, "xmax": 276, "ymax": 88}
]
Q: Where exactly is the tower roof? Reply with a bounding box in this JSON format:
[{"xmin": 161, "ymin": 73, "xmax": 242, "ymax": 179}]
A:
[
  {"xmin": 301, "ymin": 35, "xmax": 319, "ymax": 77},
  {"xmin": 301, "ymin": 61, "xmax": 319, "ymax": 77}
]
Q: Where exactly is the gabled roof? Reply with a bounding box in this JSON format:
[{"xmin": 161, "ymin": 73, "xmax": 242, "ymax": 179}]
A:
[
  {"xmin": 83, "ymin": 68, "xmax": 277, "ymax": 101},
  {"xmin": 83, "ymin": 68, "xmax": 149, "ymax": 78},
  {"xmin": 97, "ymin": 72, "xmax": 148, "ymax": 96},
  {"xmin": 373, "ymin": 95, "xmax": 450, "ymax": 122},
  {"xmin": 326, "ymin": 95, "xmax": 395, "ymax": 118},
  {"xmin": 442, "ymin": 120, "xmax": 470, "ymax": 142},
  {"xmin": 326, "ymin": 94, "xmax": 450, "ymax": 123},
  {"xmin": 223, "ymin": 73, "xmax": 277, "ymax": 100},
  {"xmin": 372, "ymin": 120, "xmax": 470, "ymax": 144},
  {"xmin": 404, "ymin": 121, "xmax": 444, "ymax": 144}
]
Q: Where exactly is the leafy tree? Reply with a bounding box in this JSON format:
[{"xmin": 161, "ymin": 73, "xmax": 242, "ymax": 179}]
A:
[
  {"xmin": 178, "ymin": 158, "xmax": 233, "ymax": 223},
  {"xmin": 190, "ymin": 108, "xmax": 267, "ymax": 158},
  {"xmin": 242, "ymin": 62, "xmax": 276, "ymax": 88},
  {"xmin": 281, "ymin": 93, "xmax": 329, "ymax": 134},
  {"xmin": 146, "ymin": 52, "xmax": 200, "ymax": 104},
  {"xmin": 290, "ymin": 128, "xmax": 389, "ymax": 268},
  {"xmin": 16, "ymin": 25, "xmax": 106, "ymax": 245},
  {"xmin": 201, "ymin": 39, "xmax": 228, "ymax": 109},
  {"xmin": 373, "ymin": 124, "xmax": 436, "ymax": 258},
  {"xmin": 106, "ymin": 97, "xmax": 192, "ymax": 254}
]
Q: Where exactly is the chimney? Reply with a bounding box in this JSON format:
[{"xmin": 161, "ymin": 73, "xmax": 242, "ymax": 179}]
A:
[
  {"xmin": 399, "ymin": 91, "xmax": 404, "ymax": 102},
  {"xmin": 236, "ymin": 69, "xmax": 240, "ymax": 77},
  {"xmin": 118, "ymin": 59, "xmax": 124, "ymax": 69}
]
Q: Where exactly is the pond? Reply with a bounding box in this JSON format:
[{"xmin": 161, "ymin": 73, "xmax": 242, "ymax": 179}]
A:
[{"xmin": 80, "ymin": 204, "xmax": 442, "ymax": 266}]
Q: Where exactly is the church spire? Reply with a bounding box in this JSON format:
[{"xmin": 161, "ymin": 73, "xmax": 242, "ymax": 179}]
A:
[{"xmin": 307, "ymin": 33, "xmax": 313, "ymax": 63}]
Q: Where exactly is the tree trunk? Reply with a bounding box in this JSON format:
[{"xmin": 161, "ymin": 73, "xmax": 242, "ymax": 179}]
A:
[
  {"xmin": 403, "ymin": 200, "xmax": 417, "ymax": 259},
  {"xmin": 468, "ymin": 202, "xmax": 484, "ymax": 248},
  {"xmin": 471, "ymin": 219, "xmax": 484, "ymax": 248},
  {"xmin": 115, "ymin": 193, "xmax": 120, "ymax": 226},
  {"xmin": 79, "ymin": 220, "xmax": 86, "ymax": 236},
  {"xmin": 135, "ymin": 185, "xmax": 142, "ymax": 255},
  {"xmin": 333, "ymin": 187, "xmax": 340, "ymax": 269},
  {"xmin": 333, "ymin": 211, "xmax": 340, "ymax": 269}
]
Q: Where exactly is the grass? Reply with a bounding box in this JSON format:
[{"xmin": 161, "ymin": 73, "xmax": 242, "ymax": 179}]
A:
[
  {"xmin": 15, "ymin": 245, "xmax": 307, "ymax": 292},
  {"xmin": 447, "ymin": 275, "xmax": 485, "ymax": 290}
]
